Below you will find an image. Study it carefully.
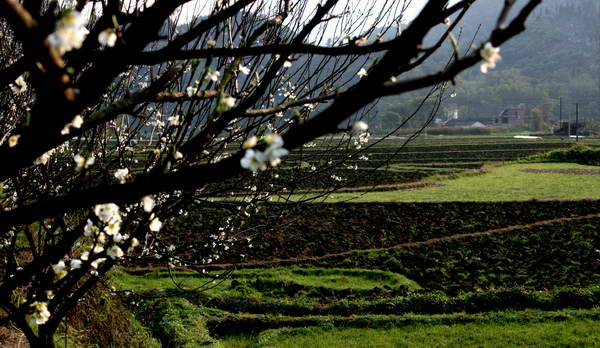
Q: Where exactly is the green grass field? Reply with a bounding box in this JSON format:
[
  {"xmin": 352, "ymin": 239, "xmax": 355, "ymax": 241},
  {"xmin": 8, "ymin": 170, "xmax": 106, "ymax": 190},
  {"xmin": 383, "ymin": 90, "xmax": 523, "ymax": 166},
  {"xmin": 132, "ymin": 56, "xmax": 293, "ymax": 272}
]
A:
[
  {"xmin": 301, "ymin": 162, "xmax": 600, "ymax": 202},
  {"xmin": 224, "ymin": 318, "xmax": 600, "ymax": 347}
]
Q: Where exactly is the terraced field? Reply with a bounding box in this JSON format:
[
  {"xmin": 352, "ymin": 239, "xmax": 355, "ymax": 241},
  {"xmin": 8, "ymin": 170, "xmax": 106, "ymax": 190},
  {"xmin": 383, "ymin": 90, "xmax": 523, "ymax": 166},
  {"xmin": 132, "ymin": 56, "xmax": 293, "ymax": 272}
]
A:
[{"xmin": 106, "ymin": 136, "xmax": 600, "ymax": 347}]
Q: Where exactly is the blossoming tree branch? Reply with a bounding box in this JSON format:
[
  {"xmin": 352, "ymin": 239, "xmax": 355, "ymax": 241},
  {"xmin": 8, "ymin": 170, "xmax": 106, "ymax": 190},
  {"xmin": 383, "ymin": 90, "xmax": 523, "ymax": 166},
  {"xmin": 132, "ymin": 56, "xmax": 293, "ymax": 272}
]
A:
[{"xmin": 0, "ymin": 0, "xmax": 540, "ymax": 345}]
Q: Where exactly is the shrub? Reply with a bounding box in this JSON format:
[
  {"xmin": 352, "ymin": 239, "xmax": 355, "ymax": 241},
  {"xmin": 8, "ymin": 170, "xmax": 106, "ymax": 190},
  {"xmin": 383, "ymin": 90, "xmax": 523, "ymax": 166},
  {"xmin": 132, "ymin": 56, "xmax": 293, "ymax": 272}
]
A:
[{"xmin": 530, "ymin": 145, "xmax": 600, "ymax": 165}]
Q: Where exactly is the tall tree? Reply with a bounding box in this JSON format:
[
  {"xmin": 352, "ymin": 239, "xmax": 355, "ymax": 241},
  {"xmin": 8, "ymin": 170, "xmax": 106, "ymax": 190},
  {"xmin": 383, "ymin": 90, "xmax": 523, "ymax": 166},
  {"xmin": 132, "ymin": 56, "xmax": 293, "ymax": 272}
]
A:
[{"xmin": 0, "ymin": 0, "xmax": 541, "ymax": 345}]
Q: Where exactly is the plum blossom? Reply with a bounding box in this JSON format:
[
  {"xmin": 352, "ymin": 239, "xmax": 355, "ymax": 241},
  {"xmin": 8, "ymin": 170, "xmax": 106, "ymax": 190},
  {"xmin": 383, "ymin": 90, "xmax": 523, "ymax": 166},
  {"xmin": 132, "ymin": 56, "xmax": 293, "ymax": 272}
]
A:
[
  {"xmin": 357, "ymin": 68, "xmax": 368, "ymax": 78},
  {"xmin": 10, "ymin": 76, "xmax": 27, "ymax": 94},
  {"xmin": 29, "ymin": 302, "xmax": 51, "ymax": 325},
  {"xmin": 98, "ymin": 29, "xmax": 117, "ymax": 47},
  {"xmin": 149, "ymin": 217, "xmax": 162, "ymax": 232},
  {"xmin": 94, "ymin": 203, "xmax": 120, "ymax": 223},
  {"xmin": 480, "ymin": 42, "xmax": 501, "ymax": 73},
  {"xmin": 207, "ymin": 39, "xmax": 216, "ymax": 48},
  {"xmin": 186, "ymin": 86, "xmax": 198, "ymax": 97},
  {"xmin": 35, "ymin": 149, "xmax": 56, "ymax": 165},
  {"xmin": 142, "ymin": 195, "xmax": 155, "ymax": 212},
  {"xmin": 74, "ymin": 154, "xmax": 95, "ymax": 171},
  {"xmin": 283, "ymin": 60, "xmax": 292, "ymax": 68},
  {"xmin": 8, "ymin": 135, "xmax": 20, "ymax": 148},
  {"xmin": 114, "ymin": 168, "xmax": 129, "ymax": 184},
  {"xmin": 70, "ymin": 259, "xmax": 82, "ymax": 269},
  {"xmin": 84, "ymin": 219, "xmax": 99, "ymax": 237},
  {"xmin": 168, "ymin": 115, "xmax": 181, "ymax": 126},
  {"xmin": 206, "ymin": 70, "xmax": 220, "ymax": 82},
  {"xmin": 61, "ymin": 115, "xmax": 84, "ymax": 135},
  {"xmin": 52, "ymin": 261, "xmax": 67, "ymax": 278},
  {"xmin": 104, "ymin": 221, "xmax": 121, "ymax": 236},
  {"xmin": 107, "ymin": 245, "xmax": 124, "ymax": 259},
  {"xmin": 219, "ymin": 95, "xmax": 236, "ymax": 111},
  {"xmin": 240, "ymin": 134, "xmax": 288, "ymax": 171},
  {"xmin": 239, "ymin": 64, "xmax": 250, "ymax": 75},
  {"xmin": 90, "ymin": 258, "xmax": 106, "ymax": 268},
  {"xmin": 240, "ymin": 149, "xmax": 267, "ymax": 172},
  {"xmin": 47, "ymin": 11, "xmax": 88, "ymax": 55},
  {"xmin": 243, "ymin": 136, "xmax": 258, "ymax": 149}
]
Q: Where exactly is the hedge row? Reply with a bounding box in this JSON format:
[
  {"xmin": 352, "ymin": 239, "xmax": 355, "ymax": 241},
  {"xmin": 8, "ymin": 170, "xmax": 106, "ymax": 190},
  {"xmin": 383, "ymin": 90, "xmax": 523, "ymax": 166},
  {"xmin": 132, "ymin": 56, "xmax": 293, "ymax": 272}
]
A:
[
  {"xmin": 198, "ymin": 285, "xmax": 600, "ymax": 317},
  {"xmin": 205, "ymin": 308, "xmax": 600, "ymax": 337}
]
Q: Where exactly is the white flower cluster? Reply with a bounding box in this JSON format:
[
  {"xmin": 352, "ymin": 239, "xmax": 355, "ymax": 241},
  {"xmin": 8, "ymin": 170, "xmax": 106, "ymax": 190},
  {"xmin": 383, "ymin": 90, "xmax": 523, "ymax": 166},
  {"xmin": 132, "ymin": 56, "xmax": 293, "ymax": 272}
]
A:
[
  {"xmin": 98, "ymin": 29, "xmax": 117, "ymax": 47},
  {"xmin": 47, "ymin": 11, "xmax": 88, "ymax": 55},
  {"xmin": 351, "ymin": 121, "xmax": 370, "ymax": 149},
  {"xmin": 240, "ymin": 134, "xmax": 289, "ymax": 172},
  {"xmin": 10, "ymin": 76, "xmax": 27, "ymax": 94},
  {"xmin": 480, "ymin": 42, "xmax": 501, "ymax": 73},
  {"xmin": 114, "ymin": 168, "xmax": 129, "ymax": 184},
  {"xmin": 61, "ymin": 115, "xmax": 84, "ymax": 135},
  {"xmin": 74, "ymin": 154, "xmax": 95, "ymax": 171},
  {"xmin": 29, "ymin": 301, "xmax": 51, "ymax": 325}
]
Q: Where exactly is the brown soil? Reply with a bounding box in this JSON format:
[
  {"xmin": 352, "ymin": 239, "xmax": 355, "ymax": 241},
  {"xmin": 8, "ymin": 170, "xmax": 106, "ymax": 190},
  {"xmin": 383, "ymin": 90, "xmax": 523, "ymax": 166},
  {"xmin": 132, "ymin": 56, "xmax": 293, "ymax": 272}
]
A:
[
  {"xmin": 521, "ymin": 169, "xmax": 600, "ymax": 175},
  {"xmin": 0, "ymin": 326, "xmax": 28, "ymax": 348}
]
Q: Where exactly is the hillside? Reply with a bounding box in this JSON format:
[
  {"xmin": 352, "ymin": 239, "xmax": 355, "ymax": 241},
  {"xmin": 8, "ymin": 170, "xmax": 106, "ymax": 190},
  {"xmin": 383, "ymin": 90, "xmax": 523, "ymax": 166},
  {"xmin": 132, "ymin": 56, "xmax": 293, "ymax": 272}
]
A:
[{"xmin": 378, "ymin": 0, "xmax": 600, "ymax": 130}]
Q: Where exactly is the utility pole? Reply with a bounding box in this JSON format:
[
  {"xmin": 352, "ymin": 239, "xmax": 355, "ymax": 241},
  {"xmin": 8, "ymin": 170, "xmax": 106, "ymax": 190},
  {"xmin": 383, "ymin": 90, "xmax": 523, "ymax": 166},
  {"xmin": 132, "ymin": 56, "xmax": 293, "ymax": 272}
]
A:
[
  {"xmin": 559, "ymin": 97, "xmax": 562, "ymax": 124},
  {"xmin": 575, "ymin": 103, "xmax": 579, "ymax": 142}
]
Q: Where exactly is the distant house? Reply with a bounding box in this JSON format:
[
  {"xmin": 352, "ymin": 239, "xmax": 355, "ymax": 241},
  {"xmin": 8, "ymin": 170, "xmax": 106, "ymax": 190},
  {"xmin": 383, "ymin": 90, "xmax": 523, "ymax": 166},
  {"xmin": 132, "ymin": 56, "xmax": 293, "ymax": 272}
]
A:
[{"xmin": 494, "ymin": 105, "xmax": 529, "ymax": 126}]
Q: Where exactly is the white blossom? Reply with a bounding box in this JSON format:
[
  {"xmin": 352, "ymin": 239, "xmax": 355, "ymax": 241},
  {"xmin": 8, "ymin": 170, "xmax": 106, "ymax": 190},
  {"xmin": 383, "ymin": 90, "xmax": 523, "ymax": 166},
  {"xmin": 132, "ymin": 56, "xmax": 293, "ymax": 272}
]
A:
[
  {"xmin": 94, "ymin": 203, "xmax": 120, "ymax": 223},
  {"xmin": 221, "ymin": 95, "xmax": 236, "ymax": 108},
  {"xmin": 206, "ymin": 70, "xmax": 220, "ymax": 82},
  {"xmin": 142, "ymin": 196, "xmax": 155, "ymax": 212},
  {"xmin": 243, "ymin": 136, "xmax": 258, "ymax": 149},
  {"xmin": 480, "ymin": 42, "xmax": 501, "ymax": 73},
  {"xmin": 83, "ymin": 219, "xmax": 99, "ymax": 237},
  {"xmin": 168, "ymin": 115, "xmax": 181, "ymax": 126},
  {"xmin": 186, "ymin": 86, "xmax": 198, "ymax": 97},
  {"xmin": 357, "ymin": 68, "xmax": 368, "ymax": 78},
  {"xmin": 240, "ymin": 149, "xmax": 267, "ymax": 172},
  {"xmin": 8, "ymin": 135, "xmax": 20, "ymax": 148},
  {"xmin": 74, "ymin": 154, "xmax": 95, "ymax": 171},
  {"xmin": 47, "ymin": 11, "xmax": 88, "ymax": 55},
  {"xmin": 10, "ymin": 76, "xmax": 27, "ymax": 94},
  {"xmin": 70, "ymin": 259, "xmax": 82, "ymax": 269},
  {"xmin": 90, "ymin": 257, "xmax": 106, "ymax": 268},
  {"xmin": 29, "ymin": 301, "xmax": 51, "ymax": 325},
  {"xmin": 52, "ymin": 261, "xmax": 67, "ymax": 278},
  {"xmin": 239, "ymin": 64, "xmax": 250, "ymax": 75},
  {"xmin": 149, "ymin": 217, "xmax": 162, "ymax": 232},
  {"xmin": 283, "ymin": 60, "xmax": 292, "ymax": 68},
  {"xmin": 114, "ymin": 168, "xmax": 129, "ymax": 184},
  {"xmin": 107, "ymin": 245, "xmax": 124, "ymax": 259},
  {"xmin": 104, "ymin": 221, "xmax": 121, "ymax": 236},
  {"xmin": 98, "ymin": 29, "xmax": 117, "ymax": 47}
]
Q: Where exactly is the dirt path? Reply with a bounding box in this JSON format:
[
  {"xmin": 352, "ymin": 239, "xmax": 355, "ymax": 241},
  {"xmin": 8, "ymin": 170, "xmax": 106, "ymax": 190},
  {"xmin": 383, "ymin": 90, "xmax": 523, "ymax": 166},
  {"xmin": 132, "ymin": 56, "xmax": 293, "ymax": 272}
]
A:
[{"xmin": 521, "ymin": 169, "xmax": 600, "ymax": 175}]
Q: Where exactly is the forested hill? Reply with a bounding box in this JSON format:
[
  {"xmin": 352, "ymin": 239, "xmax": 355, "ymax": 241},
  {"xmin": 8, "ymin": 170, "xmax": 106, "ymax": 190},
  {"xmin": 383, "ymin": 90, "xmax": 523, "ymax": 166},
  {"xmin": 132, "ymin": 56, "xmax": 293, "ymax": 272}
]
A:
[{"xmin": 378, "ymin": 0, "xmax": 600, "ymax": 129}]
